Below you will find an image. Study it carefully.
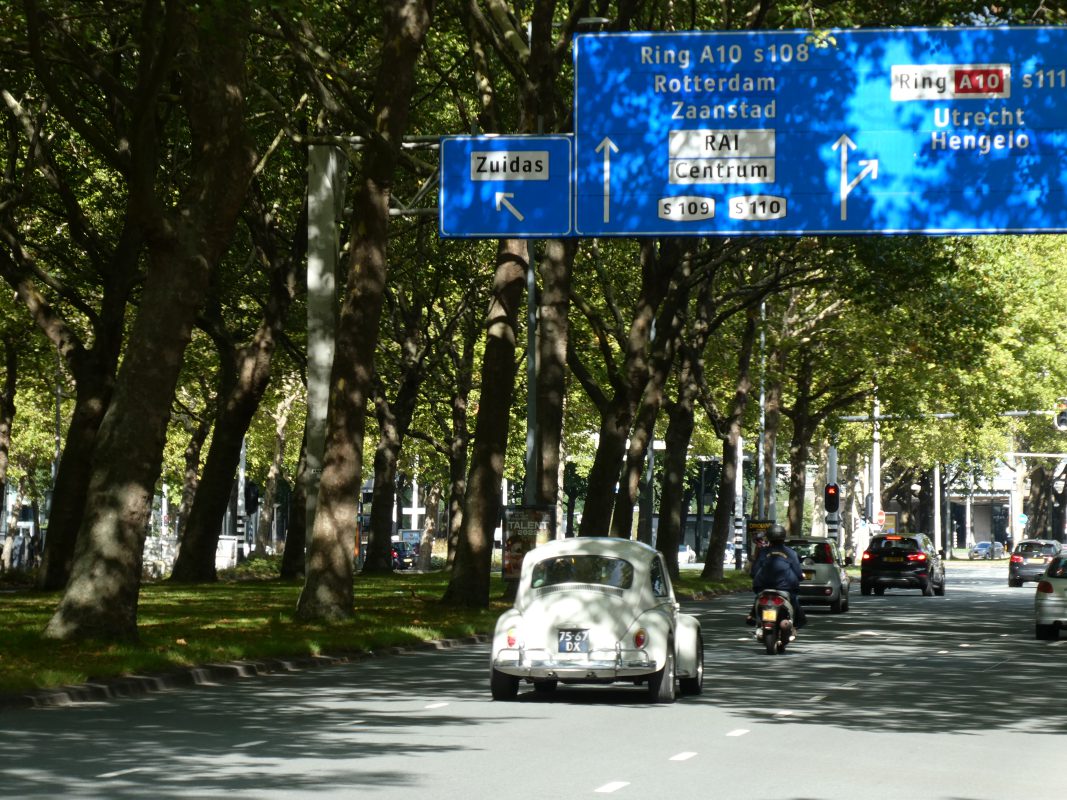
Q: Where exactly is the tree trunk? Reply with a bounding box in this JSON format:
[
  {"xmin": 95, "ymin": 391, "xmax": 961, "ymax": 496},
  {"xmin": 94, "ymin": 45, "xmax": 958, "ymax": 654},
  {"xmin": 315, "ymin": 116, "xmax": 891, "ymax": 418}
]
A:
[
  {"xmin": 443, "ymin": 239, "xmax": 527, "ymax": 608},
  {"xmin": 535, "ymin": 239, "xmax": 575, "ymax": 511},
  {"xmin": 701, "ymin": 312, "xmax": 757, "ymax": 580},
  {"xmin": 578, "ymin": 241, "xmax": 678, "ymax": 537},
  {"xmin": 44, "ymin": 4, "xmax": 256, "ymax": 641},
  {"xmin": 657, "ymin": 382, "xmax": 697, "ymax": 579},
  {"xmin": 0, "ymin": 339, "xmax": 15, "ymax": 573},
  {"xmin": 296, "ymin": 0, "xmax": 433, "ymax": 621},
  {"xmin": 174, "ymin": 414, "xmax": 212, "ymax": 553},
  {"xmin": 279, "ymin": 427, "xmax": 308, "ymax": 579},
  {"xmin": 256, "ymin": 387, "xmax": 298, "ymax": 558}
]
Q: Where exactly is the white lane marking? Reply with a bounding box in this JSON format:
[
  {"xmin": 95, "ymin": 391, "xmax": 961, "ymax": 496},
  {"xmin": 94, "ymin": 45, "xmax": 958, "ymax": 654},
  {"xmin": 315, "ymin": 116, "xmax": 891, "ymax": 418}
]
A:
[
  {"xmin": 337, "ymin": 720, "xmax": 366, "ymax": 726},
  {"xmin": 726, "ymin": 729, "xmax": 750, "ymax": 737},
  {"xmin": 97, "ymin": 768, "xmax": 145, "ymax": 779},
  {"xmin": 233, "ymin": 740, "xmax": 267, "ymax": 748},
  {"xmin": 595, "ymin": 781, "xmax": 630, "ymax": 793},
  {"xmin": 808, "ymin": 695, "xmax": 826, "ymax": 702},
  {"xmin": 839, "ymin": 681, "xmax": 857, "ymax": 688},
  {"xmin": 670, "ymin": 752, "xmax": 698, "ymax": 761},
  {"xmin": 937, "ymin": 650, "xmax": 949, "ymax": 654},
  {"xmin": 773, "ymin": 710, "xmax": 793, "ymax": 718},
  {"xmin": 423, "ymin": 702, "xmax": 449, "ymax": 709},
  {"xmin": 869, "ymin": 672, "xmax": 882, "ymax": 677}
]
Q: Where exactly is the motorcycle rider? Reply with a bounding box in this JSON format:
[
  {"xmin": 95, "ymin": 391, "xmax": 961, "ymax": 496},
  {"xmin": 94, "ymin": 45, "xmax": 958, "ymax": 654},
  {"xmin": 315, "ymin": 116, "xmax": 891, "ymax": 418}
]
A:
[{"xmin": 748, "ymin": 523, "xmax": 807, "ymax": 630}]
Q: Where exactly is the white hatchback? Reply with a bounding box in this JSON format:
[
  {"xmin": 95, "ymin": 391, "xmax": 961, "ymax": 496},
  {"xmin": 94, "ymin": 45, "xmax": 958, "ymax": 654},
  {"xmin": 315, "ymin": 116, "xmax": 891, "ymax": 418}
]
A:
[
  {"xmin": 1034, "ymin": 554, "xmax": 1067, "ymax": 639},
  {"xmin": 490, "ymin": 537, "xmax": 704, "ymax": 703}
]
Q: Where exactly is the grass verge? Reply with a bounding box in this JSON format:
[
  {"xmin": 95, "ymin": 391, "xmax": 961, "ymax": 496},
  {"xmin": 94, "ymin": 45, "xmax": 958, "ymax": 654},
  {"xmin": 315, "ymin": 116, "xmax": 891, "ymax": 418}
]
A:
[{"xmin": 0, "ymin": 559, "xmax": 749, "ymax": 696}]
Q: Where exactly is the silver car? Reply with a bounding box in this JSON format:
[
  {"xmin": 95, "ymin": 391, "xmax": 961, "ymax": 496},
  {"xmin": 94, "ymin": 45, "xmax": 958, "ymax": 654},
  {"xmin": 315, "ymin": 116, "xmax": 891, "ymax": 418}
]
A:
[
  {"xmin": 786, "ymin": 537, "xmax": 852, "ymax": 613},
  {"xmin": 490, "ymin": 537, "xmax": 703, "ymax": 703},
  {"xmin": 1034, "ymin": 554, "xmax": 1067, "ymax": 640}
]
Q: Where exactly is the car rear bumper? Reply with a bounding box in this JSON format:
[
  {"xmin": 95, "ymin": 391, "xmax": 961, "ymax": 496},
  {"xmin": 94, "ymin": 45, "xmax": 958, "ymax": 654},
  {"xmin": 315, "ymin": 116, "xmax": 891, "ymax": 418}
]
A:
[
  {"xmin": 862, "ymin": 570, "xmax": 928, "ymax": 588},
  {"xmin": 1010, "ymin": 565, "xmax": 1048, "ymax": 582},
  {"xmin": 1035, "ymin": 596, "xmax": 1067, "ymax": 626},
  {"xmin": 492, "ymin": 648, "xmax": 657, "ymax": 680},
  {"xmin": 798, "ymin": 583, "xmax": 841, "ymax": 603}
]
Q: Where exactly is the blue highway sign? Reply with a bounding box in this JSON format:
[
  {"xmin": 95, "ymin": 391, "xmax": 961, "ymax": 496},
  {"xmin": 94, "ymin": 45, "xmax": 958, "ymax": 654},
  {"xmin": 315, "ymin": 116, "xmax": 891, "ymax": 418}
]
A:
[
  {"xmin": 573, "ymin": 27, "xmax": 1067, "ymax": 236},
  {"xmin": 439, "ymin": 135, "xmax": 572, "ymax": 237}
]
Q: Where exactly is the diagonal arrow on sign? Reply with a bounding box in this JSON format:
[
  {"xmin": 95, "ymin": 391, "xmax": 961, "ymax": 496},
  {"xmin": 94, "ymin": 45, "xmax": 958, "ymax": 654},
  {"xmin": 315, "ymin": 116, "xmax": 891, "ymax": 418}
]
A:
[
  {"xmin": 494, "ymin": 192, "xmax": 525, "ymax": 222},
  {"xmin": 595, "ymin": 137, "xmax": 619, "ymax": 223},
  {"xmin": 832, "ymin": 134, "xmax": 879, "ymax": 222}
]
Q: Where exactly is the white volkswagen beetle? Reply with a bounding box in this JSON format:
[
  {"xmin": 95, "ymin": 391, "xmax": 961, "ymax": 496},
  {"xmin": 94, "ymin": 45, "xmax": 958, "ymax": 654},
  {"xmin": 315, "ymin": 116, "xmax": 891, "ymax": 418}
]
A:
[{"xmin": 490, "ymin": 537, "xmax": 703, "ymax": 703}]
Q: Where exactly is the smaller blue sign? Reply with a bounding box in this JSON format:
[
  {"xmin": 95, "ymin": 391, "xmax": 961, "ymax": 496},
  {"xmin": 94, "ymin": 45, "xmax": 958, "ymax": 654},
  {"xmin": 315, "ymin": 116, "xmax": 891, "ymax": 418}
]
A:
[{"xmin": 439, "ymin": 135, "xmax": 572, "ymax": 238}]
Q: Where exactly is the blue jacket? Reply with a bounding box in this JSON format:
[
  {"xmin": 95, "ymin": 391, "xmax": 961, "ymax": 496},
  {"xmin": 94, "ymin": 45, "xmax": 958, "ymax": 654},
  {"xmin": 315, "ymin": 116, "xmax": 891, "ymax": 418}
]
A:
[{"xmin": 752, "ymin": 544, "xmax": 803, "ymax": 594}]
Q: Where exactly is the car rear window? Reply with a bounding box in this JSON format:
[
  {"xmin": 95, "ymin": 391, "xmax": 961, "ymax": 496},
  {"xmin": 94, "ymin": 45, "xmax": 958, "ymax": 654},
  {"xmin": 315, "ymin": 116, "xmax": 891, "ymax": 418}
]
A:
[
  {"xmin": 869, "ymin": 536, "xmax": 920, "ymax": 552},
  {"xmin": 1018, "ymin": 542, "xmax": 1059, "ymax": 557},
  {"xmin": 788, "ymin": 541, "xmax": 835, "ymax": 564},
  {"xmin": 530, "ymin": 555, "xmax": 634, "ymax": 589},
  {"xmin": 1047, "ymin": 557, "xmax": 1067, "ymax": 578}
]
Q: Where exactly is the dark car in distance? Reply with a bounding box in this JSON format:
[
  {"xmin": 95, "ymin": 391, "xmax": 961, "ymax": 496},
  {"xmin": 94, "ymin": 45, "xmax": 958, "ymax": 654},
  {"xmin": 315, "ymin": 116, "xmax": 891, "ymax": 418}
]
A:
[
  {"xmin": 1008, "ymin": 539, "xmax": 1062, "ymax": 587},
  {"xmin": 861, "ymin": 533, "xmax": 946, "ymax": 597},
  {"xmin": 391, "ymin": 541, "xmax": 417, "ymax": 570}
]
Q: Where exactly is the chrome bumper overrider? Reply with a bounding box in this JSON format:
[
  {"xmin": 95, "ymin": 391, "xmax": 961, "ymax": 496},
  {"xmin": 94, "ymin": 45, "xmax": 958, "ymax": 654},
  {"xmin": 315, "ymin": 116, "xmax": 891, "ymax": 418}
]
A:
[{"xmin": 492, "ymin": 647, "xmax": 657, "ymax": 679}]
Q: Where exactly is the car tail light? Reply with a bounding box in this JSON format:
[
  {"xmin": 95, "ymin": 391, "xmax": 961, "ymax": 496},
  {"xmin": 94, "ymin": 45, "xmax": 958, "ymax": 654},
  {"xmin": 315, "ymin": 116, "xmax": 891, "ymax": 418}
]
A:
[
  {"xmin": 1010, "ymin": 555, "xmax": 1023, "ymax": 564},
  {"xmin": 1037, "ymin": 581, "xmax": 1055, "ymax": 594},
  {"xmin": 861, "ymin": 551, "xmax": 872, "ymax": 561},
  {"xmin": 633, "ymin": 629, "xmax": 648, "ymax": 649},
  {"xmin": 906, "ymin": 552, "xmax": 928, "ymax": 562},
  {"xmin": 506, "ymin": 628, "xmax": 517, "ymax": 647}
]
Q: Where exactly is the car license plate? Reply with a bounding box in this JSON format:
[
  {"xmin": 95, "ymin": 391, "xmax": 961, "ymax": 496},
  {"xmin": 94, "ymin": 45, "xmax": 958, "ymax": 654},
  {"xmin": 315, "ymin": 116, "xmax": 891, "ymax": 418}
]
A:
[
  {"xmin": 885, "ymin": 557, "xmax": 903, "ymax": 563},
  {"xmin": 558, "ymin": 629, "xmax": 589, "ymax": 653},
  {"xmin": 761, "ymin": 609, "xmax": 778, "ymax": 622},
  {"xmin": 1028, "ymin": 558, "xmax": 1045, "ymax": 564}
]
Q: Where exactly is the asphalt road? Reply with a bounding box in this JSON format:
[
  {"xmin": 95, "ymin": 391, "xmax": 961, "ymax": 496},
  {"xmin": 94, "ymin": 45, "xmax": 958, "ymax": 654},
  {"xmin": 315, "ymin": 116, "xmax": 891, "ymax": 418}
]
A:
[{"xmin": 2, "ymin": 562, "xmax": 1064, "ymax": 799}]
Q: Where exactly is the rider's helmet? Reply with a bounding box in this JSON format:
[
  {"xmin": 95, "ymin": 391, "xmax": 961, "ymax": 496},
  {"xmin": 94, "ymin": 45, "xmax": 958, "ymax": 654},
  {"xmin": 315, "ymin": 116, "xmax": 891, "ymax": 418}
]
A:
[{"xmin": 767, "ymin": 524, "xmax": 787, "ymax": 544}]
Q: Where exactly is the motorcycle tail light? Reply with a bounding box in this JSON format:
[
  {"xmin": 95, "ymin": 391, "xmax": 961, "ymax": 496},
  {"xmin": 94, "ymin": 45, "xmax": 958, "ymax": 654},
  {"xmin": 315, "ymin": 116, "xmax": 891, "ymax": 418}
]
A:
[
  {"xmin": 759, "ymin": 595, "xmax": 783, "ymax": 607},
  {"xmin": 1037, "ymin": 581, "xmax": 1055, "ymax": 594},
  {"xmin": 633, "ymin": 629, "xmax": 648, "ymax": 649}
]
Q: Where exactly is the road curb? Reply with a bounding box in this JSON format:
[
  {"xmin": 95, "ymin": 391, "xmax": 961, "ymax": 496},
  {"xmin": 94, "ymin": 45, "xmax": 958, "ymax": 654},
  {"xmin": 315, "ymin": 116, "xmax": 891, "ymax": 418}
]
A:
[{"xmin": 0, "ymin": 634, "xmax": 491, "ymax": 712}]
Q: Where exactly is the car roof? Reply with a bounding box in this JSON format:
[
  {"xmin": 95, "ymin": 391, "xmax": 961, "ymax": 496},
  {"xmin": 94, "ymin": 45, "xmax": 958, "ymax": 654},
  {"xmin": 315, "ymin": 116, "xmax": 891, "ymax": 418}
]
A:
[
  {"xmin": 525, "ymin": 536, "xmax": 659, "ymax": 562},
  {"xmin": 1019, "ymin": 539, "xmax": 1059, "ymax": 545}
]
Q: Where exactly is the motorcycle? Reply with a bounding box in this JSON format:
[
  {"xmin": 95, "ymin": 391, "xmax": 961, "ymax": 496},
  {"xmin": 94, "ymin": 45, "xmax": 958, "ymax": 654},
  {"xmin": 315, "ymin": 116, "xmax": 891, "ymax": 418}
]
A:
[{"xmin": 754, "ymin": 589, "xmax": 796, "ymax": 655}]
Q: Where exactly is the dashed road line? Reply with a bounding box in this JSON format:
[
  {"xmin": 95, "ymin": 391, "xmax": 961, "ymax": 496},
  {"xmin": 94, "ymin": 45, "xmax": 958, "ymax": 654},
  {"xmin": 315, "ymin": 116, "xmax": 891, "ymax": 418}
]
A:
[
  {"xmin": 97, "ymin": 768, "xmax": 145, "ymax": 779},
  {"xmin": 594, "ymin": 781, "xmax": 630, "ymax": 793},
  {"xmin": 669, "ymin": 752, "xmax": 698, "ymax": 761},
  {"xmin": 726, "ymin": 729, "xmax": 750, "ymax": 737}
]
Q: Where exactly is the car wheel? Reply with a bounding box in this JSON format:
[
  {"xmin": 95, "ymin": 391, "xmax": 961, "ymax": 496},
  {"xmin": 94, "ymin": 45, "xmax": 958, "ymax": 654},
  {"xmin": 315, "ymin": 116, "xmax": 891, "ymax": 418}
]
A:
[
  {"xmin": 533, "ymin": 680, "xmax": 557, "ymax": 693},
  {"xmin": 1008, "ymin": 578, "xmax": 1022, "ymax": 588},
  {"xmin": 841, "ymin": 593, "xmax": 850, "ymax": 612},
  {"xmin": 874, "ymin": 586, "xmax": 885, "ymax": 596},
  {"xmin": 1035, "ymin": 624, "xmax": 1059, "ymax": 641},
  {"xmin": 921, "ymin": 580, "xmax": 934, "ymax": 597},
  {"xmin": 860, "ymin": 582, "xmax": 871, "ymax": 596},
  {"xmin": 830, "ymin": 596, "xmax": 843, "ymax": 613},
  {"xmin": 490, "ymin": 668, "xmax": 519, "ymax": 701},
  {"xmin": 648, "ymin": 645, "xmax": 676, "ymax": 704},
  {"xmin": 679, "ymin": 634, "xmax": 703, "ymax": 696},
  {"xmin": 934, "ymin": 580, "xmax": 945, "ymax": 597}
]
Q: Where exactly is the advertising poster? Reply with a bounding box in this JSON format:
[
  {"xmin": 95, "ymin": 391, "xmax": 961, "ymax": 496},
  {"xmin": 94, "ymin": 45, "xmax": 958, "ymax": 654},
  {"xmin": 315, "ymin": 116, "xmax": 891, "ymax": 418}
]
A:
[{"xmin": 503, "ymin": 506, "xmax": 555, "ymax": 582}]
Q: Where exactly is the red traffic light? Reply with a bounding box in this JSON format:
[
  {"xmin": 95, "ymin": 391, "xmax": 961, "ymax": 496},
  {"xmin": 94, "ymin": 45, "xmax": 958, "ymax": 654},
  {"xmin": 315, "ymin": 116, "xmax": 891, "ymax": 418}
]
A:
[{"xmin": 824, "ymin": 483, "xmax": 841, "ymax": 513}]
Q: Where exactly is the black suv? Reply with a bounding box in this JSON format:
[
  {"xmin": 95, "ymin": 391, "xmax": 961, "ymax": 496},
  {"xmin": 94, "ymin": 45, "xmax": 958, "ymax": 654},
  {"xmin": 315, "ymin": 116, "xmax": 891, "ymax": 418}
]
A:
[
  {"xmin": 860, "ymin": 533, "xmax": 945, "ymax": 597},
  {"xmin": 1008, "ymin": 539, "xmax": 1062, "ymax": 587}
]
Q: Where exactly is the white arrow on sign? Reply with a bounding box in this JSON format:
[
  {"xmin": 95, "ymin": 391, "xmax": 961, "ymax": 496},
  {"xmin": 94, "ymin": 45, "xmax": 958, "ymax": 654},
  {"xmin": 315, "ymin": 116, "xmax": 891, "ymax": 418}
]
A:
[
  {"xmin": 494, "ymin": 192, "xmax": 524, "ymax": 222},
  {"xmin": 832, "ymin": 134, "xmax": 879, "ymax": 221},
  {"xmin": 595, "ymin": 137, "xmax": 619, "ymax": 223}
]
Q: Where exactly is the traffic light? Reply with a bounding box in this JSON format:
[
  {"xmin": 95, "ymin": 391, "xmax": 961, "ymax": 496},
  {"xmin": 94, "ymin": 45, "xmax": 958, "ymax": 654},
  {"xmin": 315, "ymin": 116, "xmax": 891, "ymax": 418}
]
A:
[
  {"xmin": 824, "ymin": 483, "xmax": 841, "ymax": 513},
  {"xmin": 1055, "ymin": 397, "xmax": 1067, "ymax": 432},
  {"xmin": 244, "ymin": 481, "xmax": 260, "ymax": 515}
]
